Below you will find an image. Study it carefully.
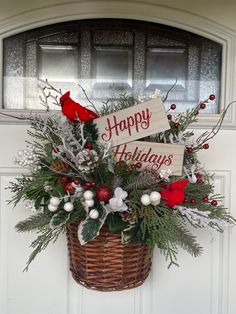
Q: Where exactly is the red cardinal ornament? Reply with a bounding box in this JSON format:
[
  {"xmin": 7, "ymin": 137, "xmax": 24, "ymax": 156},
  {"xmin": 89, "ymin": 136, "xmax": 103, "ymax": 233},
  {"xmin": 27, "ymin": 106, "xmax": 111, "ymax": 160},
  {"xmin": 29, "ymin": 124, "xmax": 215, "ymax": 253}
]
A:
[
  {"xmin": 60, "ymin": 91, "xmax": 99, "ymax": 122},
  {"xmin": 160, "ymin": 179, "xmax": 189, "ymax": 207}
]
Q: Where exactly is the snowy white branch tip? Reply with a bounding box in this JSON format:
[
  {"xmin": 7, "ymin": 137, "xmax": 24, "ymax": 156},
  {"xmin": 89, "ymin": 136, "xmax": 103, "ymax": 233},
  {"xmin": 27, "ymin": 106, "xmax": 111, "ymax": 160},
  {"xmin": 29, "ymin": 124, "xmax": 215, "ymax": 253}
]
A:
[{"xmin": 175, "ymin": 205, "xmax": 234, "ymax": 236}]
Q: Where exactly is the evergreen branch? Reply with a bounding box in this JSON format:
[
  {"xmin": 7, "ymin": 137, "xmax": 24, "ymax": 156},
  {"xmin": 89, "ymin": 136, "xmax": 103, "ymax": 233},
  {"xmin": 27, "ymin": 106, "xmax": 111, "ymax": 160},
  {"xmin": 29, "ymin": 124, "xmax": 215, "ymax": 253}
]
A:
[{"xmin": 15, "ymin": 212, "xmax": 51, "ymax": 232}]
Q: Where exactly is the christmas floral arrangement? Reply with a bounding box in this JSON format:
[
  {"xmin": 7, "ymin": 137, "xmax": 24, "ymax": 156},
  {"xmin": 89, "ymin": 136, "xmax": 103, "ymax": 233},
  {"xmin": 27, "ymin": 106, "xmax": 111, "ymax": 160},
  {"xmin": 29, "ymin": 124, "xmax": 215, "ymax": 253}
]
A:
[{"xmin": 7, "ymin": 80, "xmax": 235, "ymax": 277}]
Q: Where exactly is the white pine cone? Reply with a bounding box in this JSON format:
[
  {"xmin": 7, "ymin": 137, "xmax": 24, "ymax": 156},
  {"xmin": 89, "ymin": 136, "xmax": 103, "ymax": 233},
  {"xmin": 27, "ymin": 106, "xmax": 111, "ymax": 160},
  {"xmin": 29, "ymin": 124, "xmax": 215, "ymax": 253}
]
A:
[{"xmin": 75, "ymin": 149, "xmax": 98, "ymax": 173}]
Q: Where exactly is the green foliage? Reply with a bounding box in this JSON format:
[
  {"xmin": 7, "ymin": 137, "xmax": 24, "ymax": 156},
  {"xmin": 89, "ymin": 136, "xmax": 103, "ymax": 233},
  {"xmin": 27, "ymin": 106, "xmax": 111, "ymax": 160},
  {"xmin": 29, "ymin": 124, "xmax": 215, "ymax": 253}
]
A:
[
  {"xmin": 140, "ymin": 205, "xmax": 202, "ymax": 267},
  {"xmin": 81, "ymin": 218, "xmax": 101, "ymax": 243},
  {"xmin": 107, "ymin": 213, "xmax": 129, "ymax": 232},
  {"xmin": 49, "ymin": 210, "xmax": 71, "ymax": 229},
  {"xmin": 15, "ymin": 212, "xmax": 51, "ymax": 233},
  {"xmin": 100, "ymin": 93, "xmax": 136, "ymax": 116}
]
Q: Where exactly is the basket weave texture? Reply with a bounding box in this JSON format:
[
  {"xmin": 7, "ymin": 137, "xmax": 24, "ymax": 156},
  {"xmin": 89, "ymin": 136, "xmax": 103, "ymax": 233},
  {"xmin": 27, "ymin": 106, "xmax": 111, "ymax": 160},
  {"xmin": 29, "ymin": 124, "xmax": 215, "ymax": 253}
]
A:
[{"xmin": 67, "ymin": 220, "xmax": 152, "ymax": 291}]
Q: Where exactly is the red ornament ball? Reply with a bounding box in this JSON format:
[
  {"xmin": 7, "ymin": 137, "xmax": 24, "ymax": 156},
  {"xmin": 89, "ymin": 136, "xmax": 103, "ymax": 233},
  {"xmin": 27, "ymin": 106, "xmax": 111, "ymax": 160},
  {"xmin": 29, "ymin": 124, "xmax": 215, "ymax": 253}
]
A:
[
  {"xmin": 58, "ymin": 176, "xmax": 70, "ymax": 185},
  {"xmin": 170, "ymin": 104, "xmax": 176, "ymax": 110},
  {"xmin": 209, "ymin": 94, "xmax": 215, "ymax": 101},
  {"xmin": 64, "ymin": 183, "xmax": 75, "ymax": 194},
  {"xmin": 200, "ymin": 103, "xmax": 206, "ymax": 109},
  {"xmin": 73, "ymin": 178, "xmax": 81, "ymax": 185},
  {"xmin": 211, "ymin": 200, "xmax": 218, "ymax": 206},
  {"xmin": 96, "ymin": 185, "xmax": 113, "ymax": 202},
  {"xmin": 203, "ymin": 196, "xmax": 209, "ymax": 203},
  {"xmin": 187, "ymin": 147, "xmax": 193, "ymax": 154},
  {"xmin": 203, "ymin": 143, "xmax": 209, "ymax": 150},
  {"xmin": 190, "ymin": 198, "xmax": 196, "ymax": 204}
]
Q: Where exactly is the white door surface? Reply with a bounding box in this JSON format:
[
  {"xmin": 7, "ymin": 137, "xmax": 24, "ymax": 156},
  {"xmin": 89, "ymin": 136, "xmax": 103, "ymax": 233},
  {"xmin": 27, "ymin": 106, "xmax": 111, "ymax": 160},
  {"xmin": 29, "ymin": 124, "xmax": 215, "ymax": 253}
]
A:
[{"xmin": 1, "ymin": 2, "xmax": 236, "ymax": 314}]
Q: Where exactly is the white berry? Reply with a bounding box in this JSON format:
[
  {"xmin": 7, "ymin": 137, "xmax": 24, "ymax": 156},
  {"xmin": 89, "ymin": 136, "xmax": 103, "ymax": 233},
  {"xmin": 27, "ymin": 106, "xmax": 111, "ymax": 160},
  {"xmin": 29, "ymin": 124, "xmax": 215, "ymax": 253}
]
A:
[
  {"xmin": 150, "ymin": 191, "xmax": 161, "ymax": 205},
  {"xmin": 64, "ymin": 202, "xmax": 74, "ymax": 212},
  {"xmin": 89, "ymin": 209, "xmax": 99, "ymax": 219},
  {"xmin": 83, "ymin": 190, "xmax": 94, "ymax": 200},
  {"xmin": 141, "ymin": 194, "xmax": 151, "ymax": 206},
  {"xmin": 50, "ymin": 197, "xmax": 61, "ymax": 207},
  {"xmin": 85, "ymin": 199, "xmax": 94, "ymax": 207},
  {"xmin": 48, "ymin": 204, "xmax": 58, "ymax": 212}
]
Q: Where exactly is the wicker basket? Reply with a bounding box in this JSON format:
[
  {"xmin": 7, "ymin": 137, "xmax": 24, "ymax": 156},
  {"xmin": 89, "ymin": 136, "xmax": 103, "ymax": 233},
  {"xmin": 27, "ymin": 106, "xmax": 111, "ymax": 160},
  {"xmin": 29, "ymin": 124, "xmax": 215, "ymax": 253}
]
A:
[{"xmin": 67, "ymin": 220, "xmax": 152, "ymax": 291}]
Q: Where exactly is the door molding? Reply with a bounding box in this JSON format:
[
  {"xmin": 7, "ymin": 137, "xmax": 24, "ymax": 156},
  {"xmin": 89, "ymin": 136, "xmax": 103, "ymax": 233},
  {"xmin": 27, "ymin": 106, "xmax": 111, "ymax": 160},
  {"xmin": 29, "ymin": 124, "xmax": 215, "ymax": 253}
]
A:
[{"xmin": 0, "ymin": 0, "xmax": 236, "ymax": 128}]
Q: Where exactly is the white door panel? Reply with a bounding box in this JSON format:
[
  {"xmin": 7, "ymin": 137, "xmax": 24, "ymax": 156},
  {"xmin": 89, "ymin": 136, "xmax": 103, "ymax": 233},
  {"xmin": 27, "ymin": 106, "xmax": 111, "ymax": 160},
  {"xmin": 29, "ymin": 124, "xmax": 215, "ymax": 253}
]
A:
[{"xmin": 0, "ymin": 124, "xmax": 235, "ymax": 314}]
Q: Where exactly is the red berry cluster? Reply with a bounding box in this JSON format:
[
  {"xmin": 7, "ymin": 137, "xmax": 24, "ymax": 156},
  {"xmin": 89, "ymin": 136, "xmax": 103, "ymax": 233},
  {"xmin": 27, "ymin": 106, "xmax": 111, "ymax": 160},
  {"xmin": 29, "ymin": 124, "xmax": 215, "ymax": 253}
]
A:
[
  {"xmin": 131, "ymin": 162, "xmax": 142, "ymax": 169},
  {"xmin": 82, "ymin": 181, "xmax": 96, "ymax": 189},
  {"xmin": 202, "ymin": 195, "xmax": 218, "ymax": 206}
]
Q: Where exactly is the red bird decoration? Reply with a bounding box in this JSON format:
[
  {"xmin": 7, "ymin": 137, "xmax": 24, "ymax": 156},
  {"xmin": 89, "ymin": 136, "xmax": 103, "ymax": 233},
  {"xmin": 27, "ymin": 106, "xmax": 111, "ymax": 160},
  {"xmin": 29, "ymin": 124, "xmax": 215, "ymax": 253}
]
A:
[
  {"xmin": 60, "ymin": 91, "xmax": 99, "ymax": 122},
  {"xmin": 160, "ymin": 179, "xmax": 189, "ymax": 207}
]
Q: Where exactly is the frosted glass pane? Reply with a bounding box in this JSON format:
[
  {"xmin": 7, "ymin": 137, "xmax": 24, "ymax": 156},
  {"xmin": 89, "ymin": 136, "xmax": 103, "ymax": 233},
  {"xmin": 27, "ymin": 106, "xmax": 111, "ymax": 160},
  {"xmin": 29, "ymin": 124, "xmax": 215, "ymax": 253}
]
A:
[
  {"xmin": 146, "ymin": 48, "xmax": 186, "ymax": 90},
  {"xmin": 94, "ymin": 47, "xmax": 133, "ymax": 86},
  {"xmin": 39, "ymin": 45, "xmax": 79, "ymax": 82}
]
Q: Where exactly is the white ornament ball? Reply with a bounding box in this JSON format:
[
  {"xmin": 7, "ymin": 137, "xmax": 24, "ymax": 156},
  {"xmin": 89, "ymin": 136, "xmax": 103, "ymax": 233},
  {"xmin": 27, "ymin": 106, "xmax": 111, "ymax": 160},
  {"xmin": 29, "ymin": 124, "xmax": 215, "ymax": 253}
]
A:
[
  {"xmin": 150, "ymin": 191, "xmax": 161, "ymax": 205},
  {"xmin": 48, "ymin": 204, "xmax": 58, "ymax": 212},
  {"xmin": 85, "ymin": 199, "xmax": 95, "ymax": 207},
  {"xmin": 141, "ymin": 194, "xmax": 151, "ymax": 206},
  {"xmin": 89, "ymin": 209, "xmax": 99, "ymax": 219},
  {"xmin": 50, "ymin": 197, "xmax": 61, "ymax": 207},
  {"xmin": 64, "ymin": 202, "xmax": 74, "ymax": 212},
  {"xmin": 83, "ymin": 190, "xmax": 94, "ymax": 200}
]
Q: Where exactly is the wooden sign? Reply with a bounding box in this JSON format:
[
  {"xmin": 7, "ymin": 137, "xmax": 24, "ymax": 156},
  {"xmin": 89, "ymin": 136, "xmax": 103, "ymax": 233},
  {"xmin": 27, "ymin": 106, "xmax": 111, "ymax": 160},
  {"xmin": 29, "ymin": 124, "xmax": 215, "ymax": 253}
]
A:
[
  {"xmin": 95, "ymin": 98, "xmax": 170, "ymax": 147},
  {"xmin": 112, "ymin": 141, "xmax": 185, "ymax": 175}
]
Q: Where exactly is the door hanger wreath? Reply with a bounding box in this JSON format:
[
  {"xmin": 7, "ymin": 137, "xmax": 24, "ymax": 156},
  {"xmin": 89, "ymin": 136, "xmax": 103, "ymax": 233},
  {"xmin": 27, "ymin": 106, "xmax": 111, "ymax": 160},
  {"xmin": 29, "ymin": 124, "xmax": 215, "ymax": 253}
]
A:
[{"xmin": 4, "ymin": 80, "xmax": 235, "ymax": 291}]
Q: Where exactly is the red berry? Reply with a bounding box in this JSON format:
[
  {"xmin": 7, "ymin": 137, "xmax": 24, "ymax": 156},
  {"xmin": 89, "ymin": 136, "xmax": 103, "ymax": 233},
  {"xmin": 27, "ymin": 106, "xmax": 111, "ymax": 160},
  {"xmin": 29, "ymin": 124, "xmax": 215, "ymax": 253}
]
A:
[
  {"xmin": 73, "ymin": 178, "xmax": 81, "ymax": 185},
  {"xmin": 64, "ymin": 183, "xmax": 75, "ymax": 194},
  {"xmin": 209, "ymin": 94, "xmax": 215, "ymax": 101},
  {"xmin": 190, "ymin": 198, "xmax": 196, "ymax": 204},
  {"xmin": 85, "ymin": 182, "xmax": 92, "ymax": 188},
  {"xmin": 200, "ymin": 103, "xmax": 206, "ymax": 109},
  {"xmin": 211, "ymin": 200, "xmax": 218, "ymax": 206},
  {"xmin": 170, "ymin": 104, "xmax": 176, "ymax": 110},
  {"xmin": 203, "ymin": 143, "xmax": 209, "ymax": 150},
  {"xmin": 90, "ymin": 181, "xmax": 96, "ymax": 187},
  {"xmin": 167, "ymin": 114, "xmax": 172, "ymax": 120},
  {"xmin": 203, "ymin": 196, "xmax": 209, "ymax": 203},
  {"xmin": 196, "ymin": 172, "xmax": 205, "ymax": 184},
  {"xmin": 135, "ymin": 162, "xmax": 142, "ymax": 169},
  {"xmin": 195, "ymin": 110, "xmax": 199, "ymax": 116},
  {"xmin": 96, "ymin": 185, "xmax": 113, "ymax": 202},
  {"xmin": 58, "ymin": 176, "xmax": 70, "ymax": 185},
  {"xmin": 174, "ymin": 122, "xmax": 180, "ymax": 129},
  {"xmin": 187, "ymin": 147, "xmax": 193, "ymax": 154},
  {"xmin": 131, "ymin": 164, "xmax": 136, "ymax": 169},
  {"xmin": 53, "ymin": 147, "xmax": 60, "ymax": 153},
  {"xmin": 183, "ymin": 198, "xmax": 188, "ymax": 203},
  {"xmin": 86, "ymin": 143, "xmax": 93, "ymax": 150}
]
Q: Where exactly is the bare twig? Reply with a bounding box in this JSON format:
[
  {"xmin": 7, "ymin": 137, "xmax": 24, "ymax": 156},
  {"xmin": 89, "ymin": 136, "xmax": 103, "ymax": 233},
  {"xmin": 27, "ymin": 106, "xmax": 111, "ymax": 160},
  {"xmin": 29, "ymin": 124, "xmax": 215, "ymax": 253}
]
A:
[
  {"xmin": 76, "ymin": 83, "xmax": 99, "ymax": 114},
  {"xmin": 194, "ymin": 101, "xmax": 236, "ymax": 152},
  {"xmin": 0, "ymin": 112, "xmax": 27, "ymax": 120},
  {"xmin": 38, "ymin": 79, "xmax": 62, "ymax": 109},
  {"xmin": 162, "ymin": 78, "xmax": 178, "ymax": 103}
]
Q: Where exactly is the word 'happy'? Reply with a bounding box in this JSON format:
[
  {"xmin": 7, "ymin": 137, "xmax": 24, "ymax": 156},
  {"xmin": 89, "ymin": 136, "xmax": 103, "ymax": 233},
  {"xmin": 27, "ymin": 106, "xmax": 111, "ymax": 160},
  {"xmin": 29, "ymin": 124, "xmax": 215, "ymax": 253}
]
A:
[{"xmin": 101, "ymin": 109, "xmax": 151, "ymax": 142}]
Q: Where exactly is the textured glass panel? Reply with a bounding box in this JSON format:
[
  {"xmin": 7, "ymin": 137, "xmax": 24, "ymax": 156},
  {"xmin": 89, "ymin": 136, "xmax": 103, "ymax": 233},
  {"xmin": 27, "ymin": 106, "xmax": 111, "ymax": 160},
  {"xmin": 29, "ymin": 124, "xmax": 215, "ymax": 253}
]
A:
[
  {"xmin": 93, "ymin": 46, "xmax": 133, "ymax": 91},
  {"xmin": 2, "ymin": 19, "xmax": 222, "ymax": 114},
  {"xmin": 39, "ymin": 45, "xmax": 79, "ymax": 82},
  {"xmin": 146, "ymin": 48, "xmax": 186, "ymax": 90}
]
